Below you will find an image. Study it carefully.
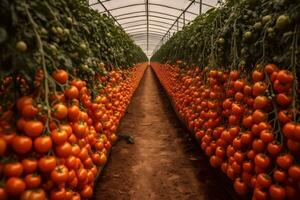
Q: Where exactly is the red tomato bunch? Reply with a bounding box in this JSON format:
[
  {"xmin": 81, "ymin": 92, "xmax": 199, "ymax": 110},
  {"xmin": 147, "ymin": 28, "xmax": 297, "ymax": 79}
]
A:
[
  {"xmin": 0, "ymin": 63, "xmax": 147, "ymax": 200},
  {"xmin": 152, "ymin": 62, "xmax": 300, "ymax": 200}
]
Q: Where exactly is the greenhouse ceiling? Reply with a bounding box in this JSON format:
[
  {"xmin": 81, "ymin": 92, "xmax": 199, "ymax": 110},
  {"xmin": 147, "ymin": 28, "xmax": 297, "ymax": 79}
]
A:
[{"xmin": 88, "ymin": 0, "xmax": 220, "ymax": 57}]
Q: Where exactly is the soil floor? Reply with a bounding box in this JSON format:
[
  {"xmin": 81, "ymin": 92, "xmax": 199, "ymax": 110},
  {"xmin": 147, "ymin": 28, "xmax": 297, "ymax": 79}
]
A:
[{"xmin": 92, "ymin": 67, "xmax": 236, "ymax": 200}]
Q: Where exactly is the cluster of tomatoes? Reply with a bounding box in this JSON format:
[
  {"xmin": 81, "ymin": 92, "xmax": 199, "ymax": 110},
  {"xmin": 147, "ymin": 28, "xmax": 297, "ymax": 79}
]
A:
[
  {"xmin": 0, "ymin": 63, "xmax": 147, "ymax": 200},
  {"xmin": 152, "ymin": 62, "xmax": 300, "ymax": 200}
]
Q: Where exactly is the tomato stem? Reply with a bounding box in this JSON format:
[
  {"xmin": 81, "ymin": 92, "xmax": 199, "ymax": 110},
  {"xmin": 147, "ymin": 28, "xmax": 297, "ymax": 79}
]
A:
[
  {"xmin": 264, "ymin": 70, "xmax": 283, "ymax": 145},
  {"xmin": 25, "ymin": 5, "xmax": 51, "ymax": 133},
  {"xmin": 291, "ymin": 25, "xmax": 299, "ymax": 122}
]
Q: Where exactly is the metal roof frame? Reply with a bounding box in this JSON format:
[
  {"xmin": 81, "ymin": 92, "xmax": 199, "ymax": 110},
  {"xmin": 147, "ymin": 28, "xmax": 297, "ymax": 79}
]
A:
[
  {"xmin": 121, "ymin": 19, "xmax": 175, "ymax": 27},
  {"xmin": 130, "ymin": 33, "xmax": 165, "ymax": 37},
  {"xmin": 89, "ymin": 0, "xmax": 217, "ymax": 57},
  {"xmin": 92, "ymin": 3, "xmax": 199, "ymax": 16},
  {"xmin": 114, "ymin": 10, "xmax": 181, "ymax": 20},
  {"xmin": 132, "ymin": 36, "xmax": 163, "ymax": 40},
  {"xmin": 122, "ymin": 23, "xmax": 175, "ymax": 31},
  {"xmin": 152, "ymin": 0, "xmax": 198, "ymax": 54},
  {"xmin": 146, "ymin": 0, "xmax": 149, "ymax": 52},
  {"xmin": 125, "ymin": 26, "xmax": 168, "ymax": 33},
  {"xmin": 128, "ymin": 30, "xmax": 167, "ymax": 35},
  {"xmin": 90, "ymin": 1, "xmax": 215, "ymax": 9},
  {"xmin": 117, "ymin": 14, "xmax": 189, "ymax": 24}
]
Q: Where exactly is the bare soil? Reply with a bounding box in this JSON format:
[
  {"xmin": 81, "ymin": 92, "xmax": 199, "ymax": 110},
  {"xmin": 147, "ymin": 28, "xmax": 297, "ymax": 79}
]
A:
[{"xmin": 92, "ymin": 67, "xmax": 235, "ymax": 200}]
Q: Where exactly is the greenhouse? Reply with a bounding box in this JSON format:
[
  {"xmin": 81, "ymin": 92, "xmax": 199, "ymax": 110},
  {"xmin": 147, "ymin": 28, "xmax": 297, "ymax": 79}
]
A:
[{"xmin": 0, "ymin": 0, "xmax": 300, "ymax": 199}]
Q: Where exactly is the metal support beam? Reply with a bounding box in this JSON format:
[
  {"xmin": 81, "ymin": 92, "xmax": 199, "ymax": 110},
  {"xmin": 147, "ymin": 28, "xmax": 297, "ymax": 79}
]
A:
[
  {"xmin": 130, "ymin": 33, "xmax": 165, "ymax": 37},
  {"xmin": 115, "ymin": 10, "xmax": 180, "ymax": 20},
  {"xmin": 191, "ymin": 1, "xmax": 215, "ymax": 8},
  {"xmin": 152, "ymin": 0, "xmax": 196, "ymax": 56},
  {"xmin": 128, "ymin": 30, "xmax": 167, "ymax": 35},
  {"xmin": 92, "ymin": 3, "xmax": 199, "ymax": 16},
  {"xmin": 125, "ymin": 27, "xmax": 168, "ymax": 33},
  {"xmin": 121, "ymin": 19, "xmax": 174, "ymax": 27},
  {"xmin": 199, "ymin": 0, "xmax": 202, "ymax": 15},
  {"xmin": 117, "ymin": 15, "xmax": 188, "ymax": 23},
  {"xmin": 146, "ymin": 0, "xmax": 149, "ymax": 53},
  {"xmin": 132, "ymin": 36, "xmax": 163, "ymax": 41},
  {"xmin": 123, "ymin": 23, "xmax": 175, "ymax": 30},
  {"xmin": 96, "ymin": 0, "xmax": 121, "ymax": 27},
  {"xmin": 90, "ymin": 1, "xmax": 215, "ymax": 9}
]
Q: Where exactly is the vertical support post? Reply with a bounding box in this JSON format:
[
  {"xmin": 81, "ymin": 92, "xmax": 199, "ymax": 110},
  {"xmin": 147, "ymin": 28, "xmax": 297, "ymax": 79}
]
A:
[
  {"xmin": 177, "ymin": 19, "xmax": 179, "ymax": 31},
  {"xmin": 199, "ymin": 0, "xmax": 202, "ymax": 15},
  {"xmin": 146, "ymin": 0, "xmax": 149, "ymax": 54},
  {"xmin": 183, "ymin": 12, "xmax": 185, "ymax": 27}
]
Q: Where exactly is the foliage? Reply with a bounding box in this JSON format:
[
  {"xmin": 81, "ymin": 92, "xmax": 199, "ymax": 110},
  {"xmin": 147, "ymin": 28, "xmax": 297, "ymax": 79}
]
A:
[
  {"xmin": 0, "ymin": 0, "xmax": 147, "ymax": 107},
  {"xmin": 151, "ymin": 0, "xmax": 299, "ymax": 73}
]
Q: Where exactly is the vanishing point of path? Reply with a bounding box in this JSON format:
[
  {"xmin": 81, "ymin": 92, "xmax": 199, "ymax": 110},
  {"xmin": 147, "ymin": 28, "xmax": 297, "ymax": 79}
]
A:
[{"xmin": 92, "ymin": 67, "xmax": 234, "ymax": 200}]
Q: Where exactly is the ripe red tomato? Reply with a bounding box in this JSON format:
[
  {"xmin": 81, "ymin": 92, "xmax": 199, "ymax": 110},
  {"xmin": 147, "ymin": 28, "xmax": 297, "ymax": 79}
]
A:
[
  {"xmin": 52, "ymin": 69, "xmax": 68, "ymax": 84},
  {"xmin": 55, "ymin": 142, "xmax": 72, "ymax": 158},
  {"xmin": 5, "ymin": 177, "xmax": 26, "ymax": 196},
  {"xmin": 254, "ymin": 153, "xmax": 270, "ymax": 170},
  {"xmin": 269, "ymin": 185, "xmax": 286, "ymax": 200},
  {"xmin": 4, "ymin": 162, "xmax": 23, "ymax": 177},
  {"xmin": 233, "ymin": 178, "xmax": 248, "ymax": 195},
  {"xmin": 11, "ymin": 135, "xmax": 32, "ymax": 154},
  {"xmin": 80, "ymin": 185, "xmax": 93, "ymax": 199},
  {"xmin": 0, "ymin": 137, "xmax": 7, "ymax": 156},
  {"xmin": 50, "ymin": 188, "xmax": 66, "ymax": 200},
  {"xmin": 64, "ymin": 86, "xmax": 79, "ymax": 99},
  {"xmin": 34, "ymin": 135, "xmax": 52, "ymax": 153},
  {"xmin": 276, "ymin": 154, "xmax": 293, "ymax": 169},
  {"xmin": 256, "ymin": 173, "xmax": 272, "ymax": 188},
  {"xmin": 24, "ymin": 120, "xmax": 44, "ymax": 138},
  {"xmin": 22, "ymin": 158, "xmax": 38, "ymax": 174},
  {"xmin": 24, "ymin": 174, "xmax": 41, "ymax": 189},
  {"xmin": 53, "ymin": 103, "xmax": 68, "ymax": 120},
  {"xmin": 51, "ymin": 129, "xmax": 68, "ymax": 145},
  {"xmin": 51, "ymin": 165, "xmax": 69, "ymax": 184},
  {"xmin": 38, "ymin": 156, "xmax": 56, "ymax": 173},
  {"xmin": 20, "ymin": 189, "xmax": 46, "ymax": 200}
]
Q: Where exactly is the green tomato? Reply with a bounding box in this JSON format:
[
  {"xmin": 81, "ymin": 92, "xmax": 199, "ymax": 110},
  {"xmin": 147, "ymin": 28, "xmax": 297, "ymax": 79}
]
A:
[
  {"xmin": 80, "ymin": 43, "xmax": 87, "ymax": 50},
  {"xmin": 262, "ymin": 15, "xmax": 272, "ymax": 24},
  {"xmin": 49, "ymin": 44, "xmax": 57, "ymax": 52},
  {"xmin": 82, "ymin": 64, "xmax": 89, "ymax": 71},
  {"xmin": 243, "ymin": 31, "xmax": 252, "ymax": 41},
  {"xmin": 99, "ymin": 62, "xmax": 105, "ymax": 68},
  {"xmin": 276, "ymin": 15, "xmax": 291, "ymax": 30},
  {"xmin": 67, "ymin": 17, "xmax": 73, "ymax": 23},
  {"xmin": 254, "ymin": 22, "xmax": 262, "ymax": 31},
  {"xmin": 217, "ymin": 38, "xmax": 225, "ymax": 45},
  {"xmin": 16, "ymin": 41, "xmax": 27, "ymax": 52},
  {"xmin": 51, "ymin": 27, "xmax": 57, "ymax": 34},
  {"xmin": 56, "ymin": 27, "xmax": 63, "ymax": 35},
  {"xmin": 40, "ymin": 28, "xmax": 48, "ymax": 35},
  {"xmin": 63, "ymin": 29, "xmax": 70, "ymax": 35}
]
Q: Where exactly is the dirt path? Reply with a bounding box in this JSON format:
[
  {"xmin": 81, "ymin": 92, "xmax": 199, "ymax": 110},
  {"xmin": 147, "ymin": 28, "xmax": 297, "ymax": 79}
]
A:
[{"xmin": 92, "ymin": 67, "xmax": 234, "ymax": 200}]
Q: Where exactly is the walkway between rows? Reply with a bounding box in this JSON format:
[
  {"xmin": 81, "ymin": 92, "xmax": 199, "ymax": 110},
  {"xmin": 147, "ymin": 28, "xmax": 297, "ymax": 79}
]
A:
[{"xmin": 93, "ymin": 67, "xmax": 233, "ymax": 200}]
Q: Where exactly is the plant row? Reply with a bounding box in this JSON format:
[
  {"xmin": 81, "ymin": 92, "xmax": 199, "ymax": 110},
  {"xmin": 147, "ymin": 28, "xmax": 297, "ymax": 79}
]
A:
[
  {"xmin": 151, "ymin": 0, "xmax": 299, "ymax": 75},
  {"xmin": 0, "ymin": 63, "xmax": 147, "ymax": 200},
  {"xmin": 0, "ymin": 0, "xmax": 148, "ymax": 199},
  {"xmin": 152, "ymin": 62, "xmax": 300, "ymax": 200}
]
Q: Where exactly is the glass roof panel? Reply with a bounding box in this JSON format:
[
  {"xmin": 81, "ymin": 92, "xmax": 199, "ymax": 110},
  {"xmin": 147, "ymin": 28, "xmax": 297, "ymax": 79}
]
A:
[{"xmin": 89, "ymin": 0, "xmax": 219, "ymax": 57}]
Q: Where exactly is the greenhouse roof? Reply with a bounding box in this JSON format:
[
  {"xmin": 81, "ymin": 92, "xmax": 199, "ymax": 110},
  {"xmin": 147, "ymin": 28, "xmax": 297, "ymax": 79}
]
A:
[{"xmin": 88, "ymin": 0, "xmax": 220, "ymax": 58}]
